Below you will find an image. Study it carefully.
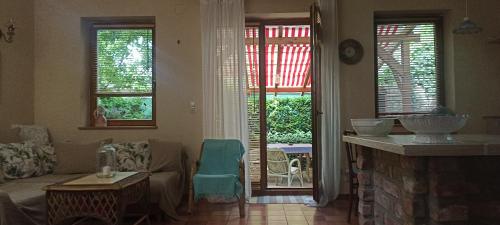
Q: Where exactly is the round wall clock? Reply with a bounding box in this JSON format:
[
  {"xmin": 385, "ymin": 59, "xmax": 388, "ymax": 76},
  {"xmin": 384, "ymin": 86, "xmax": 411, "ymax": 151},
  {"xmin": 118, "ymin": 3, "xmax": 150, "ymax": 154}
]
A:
[{"xmin": 339, "ymin": 39, "xmax": 364, "ymax": 65}]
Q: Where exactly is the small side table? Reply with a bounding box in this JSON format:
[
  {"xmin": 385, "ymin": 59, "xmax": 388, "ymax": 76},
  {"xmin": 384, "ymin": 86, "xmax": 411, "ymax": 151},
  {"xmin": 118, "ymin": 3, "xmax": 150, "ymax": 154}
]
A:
[{"xmin": 44, "ymin": 172, "xmax": 150, "ymax": 225}]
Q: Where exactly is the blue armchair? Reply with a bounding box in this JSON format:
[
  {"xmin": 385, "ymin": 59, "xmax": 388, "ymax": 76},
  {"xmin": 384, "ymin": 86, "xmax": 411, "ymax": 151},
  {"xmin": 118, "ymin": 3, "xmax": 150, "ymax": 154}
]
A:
[{"xmin": 188, "ymin": 139, "xmax": 246, "ymax": 217}]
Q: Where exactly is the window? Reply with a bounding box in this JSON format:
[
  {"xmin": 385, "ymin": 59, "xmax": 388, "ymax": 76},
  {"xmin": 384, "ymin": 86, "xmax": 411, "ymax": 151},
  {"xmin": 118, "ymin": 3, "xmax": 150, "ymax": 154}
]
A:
[
  {"xmin": 375, "ymin": 16, "xmax": 443, "ymax": 117},
  {"xmin": 89, "ymin": 23, "xmax": 155, "ymax": 126}
]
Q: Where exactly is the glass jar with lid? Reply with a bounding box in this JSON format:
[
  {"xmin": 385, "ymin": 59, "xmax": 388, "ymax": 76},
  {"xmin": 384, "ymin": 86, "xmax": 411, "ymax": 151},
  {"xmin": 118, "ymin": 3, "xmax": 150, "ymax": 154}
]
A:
[{"xmin": 96, "ymin": 145, "xmax": 116, "ymax": 178}]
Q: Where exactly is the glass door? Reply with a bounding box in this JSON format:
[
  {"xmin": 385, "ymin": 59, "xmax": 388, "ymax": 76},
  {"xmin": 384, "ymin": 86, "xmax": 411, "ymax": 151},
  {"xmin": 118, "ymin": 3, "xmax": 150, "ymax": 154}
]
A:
[
  {"xmin": 264, "ymin": 24, "xmax": 313, "ymax": 190},
  {"xmin": 245, "ymin": 19, "xmax": 315, "ymax": 195}
]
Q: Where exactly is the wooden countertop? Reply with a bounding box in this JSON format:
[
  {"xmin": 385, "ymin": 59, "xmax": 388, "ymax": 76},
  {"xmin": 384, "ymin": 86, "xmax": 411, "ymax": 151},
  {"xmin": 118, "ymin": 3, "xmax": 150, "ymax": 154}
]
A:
[{"xmin": 342, "ymin": 134, "xmax": 500, "ymax": 156}]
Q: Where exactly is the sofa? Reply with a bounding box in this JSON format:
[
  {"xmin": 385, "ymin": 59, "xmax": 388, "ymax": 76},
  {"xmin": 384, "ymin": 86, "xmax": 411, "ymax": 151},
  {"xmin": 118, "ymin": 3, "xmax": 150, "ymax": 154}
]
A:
[{"xmin": 0, "ymin": 126, "xmax": 186, "ymax": 225}]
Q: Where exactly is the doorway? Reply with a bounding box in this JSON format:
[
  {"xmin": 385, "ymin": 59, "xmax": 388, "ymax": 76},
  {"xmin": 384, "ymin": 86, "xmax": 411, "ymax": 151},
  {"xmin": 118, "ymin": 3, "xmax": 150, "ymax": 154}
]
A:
[{"xmin": 245, "ymin": 19, "xmax": 317, "ymax": 196}]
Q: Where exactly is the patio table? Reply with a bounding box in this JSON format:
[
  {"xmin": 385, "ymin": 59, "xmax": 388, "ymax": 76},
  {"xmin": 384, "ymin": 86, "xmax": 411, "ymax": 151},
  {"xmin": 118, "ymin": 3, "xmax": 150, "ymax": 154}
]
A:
[{"xmin": 267, "ymin": 143, "xmax": 312, "ymax": 154}]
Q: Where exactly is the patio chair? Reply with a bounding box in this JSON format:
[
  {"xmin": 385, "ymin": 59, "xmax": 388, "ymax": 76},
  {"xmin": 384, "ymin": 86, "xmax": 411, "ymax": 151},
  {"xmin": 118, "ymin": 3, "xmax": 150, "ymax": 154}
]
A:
[
  {"xmin": 188, "ymin": 139, "xmax": 246, "ymax": 217},
  {"xmin": 267, "ymin": 148, "xmax": 304, "ymax": 187}
]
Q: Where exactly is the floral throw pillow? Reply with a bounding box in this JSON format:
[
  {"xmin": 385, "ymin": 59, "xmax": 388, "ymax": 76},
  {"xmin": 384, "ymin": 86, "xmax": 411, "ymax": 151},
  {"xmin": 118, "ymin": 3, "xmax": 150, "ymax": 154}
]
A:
[
  {"xmin": 0, "ymin": 142, "xmax": 41, "ymax": 179},
  {"xmin": 109, "ymin": 142, "xmax": 151, "ymax": 172},
  {"xmin": 12, "ymin": 125, "xmax": 50, "ymax": 147},
  {"xmin": 34, "ymin": 145, "xmax": 57, "ymax": 174}
]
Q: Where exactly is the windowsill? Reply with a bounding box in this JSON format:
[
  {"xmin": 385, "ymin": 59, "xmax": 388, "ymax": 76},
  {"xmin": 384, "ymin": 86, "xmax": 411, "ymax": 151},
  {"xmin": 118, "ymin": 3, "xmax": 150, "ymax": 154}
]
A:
[{"xmin": 78, "ymin": 126, "xmax": 158, "ymax": 130}]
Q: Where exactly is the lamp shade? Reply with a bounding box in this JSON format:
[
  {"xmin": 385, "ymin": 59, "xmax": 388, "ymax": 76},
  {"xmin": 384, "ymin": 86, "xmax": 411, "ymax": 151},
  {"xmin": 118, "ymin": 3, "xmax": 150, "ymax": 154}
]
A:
[{"xmin": 453, "ymin": 17, "xmax": 482, "ymax": 34}]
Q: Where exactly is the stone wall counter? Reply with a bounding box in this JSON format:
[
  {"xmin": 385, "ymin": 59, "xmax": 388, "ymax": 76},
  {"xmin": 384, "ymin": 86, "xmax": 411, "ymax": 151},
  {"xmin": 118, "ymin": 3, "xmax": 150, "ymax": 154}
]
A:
[
  {"xmin": 343, "ymin": 134, "xmax": 500, "ymax": 156},
  {"xmin": 343, "ymin": 134, "xmax": 500, "ymax": 225}
]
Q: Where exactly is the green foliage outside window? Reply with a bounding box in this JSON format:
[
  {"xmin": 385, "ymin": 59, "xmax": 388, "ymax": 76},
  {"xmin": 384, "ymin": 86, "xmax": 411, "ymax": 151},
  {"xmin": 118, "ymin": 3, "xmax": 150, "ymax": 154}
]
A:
[
  {"xmin": 98, "ymin": 97, "xmax": 152, "ymax": 120},
  {"xmin": 95, "ymin": 28, "xmax": 154, "ymax": 120},
  {"xmin": 378, "ymin": 24, "xmax": 437, "ymax": 88},
  {"xmin": 377, "ymin": 23, "xmax": 439, "ymax": 114}
]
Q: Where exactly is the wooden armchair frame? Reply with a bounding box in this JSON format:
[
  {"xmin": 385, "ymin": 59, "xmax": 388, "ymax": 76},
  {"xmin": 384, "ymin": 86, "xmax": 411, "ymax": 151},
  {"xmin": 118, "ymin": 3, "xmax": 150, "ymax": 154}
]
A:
[{"xmin": 187, "ymin": 143, "xmax": 246, "ymax": 218}]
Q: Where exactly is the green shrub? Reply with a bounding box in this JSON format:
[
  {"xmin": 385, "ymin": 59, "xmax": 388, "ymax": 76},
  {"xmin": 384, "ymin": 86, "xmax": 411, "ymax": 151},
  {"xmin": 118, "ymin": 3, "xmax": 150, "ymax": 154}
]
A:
[
  {"xmin": 267, "ymin": 131, "xmax": 312, "ymax": 144},
  {"xmin": 266, "ymin": 96, "xmax": 312, "ymax": 135},
  {"xmin": 248, "ymin": 95, "xmax": 312, "ymax": 144}
]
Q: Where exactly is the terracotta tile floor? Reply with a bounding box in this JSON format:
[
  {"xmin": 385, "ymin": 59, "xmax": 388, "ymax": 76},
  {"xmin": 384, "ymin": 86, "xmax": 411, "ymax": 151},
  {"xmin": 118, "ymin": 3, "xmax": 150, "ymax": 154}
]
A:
[{"xmin": 157, "ymin": 199, "xmax": 358, "ymax": 225}]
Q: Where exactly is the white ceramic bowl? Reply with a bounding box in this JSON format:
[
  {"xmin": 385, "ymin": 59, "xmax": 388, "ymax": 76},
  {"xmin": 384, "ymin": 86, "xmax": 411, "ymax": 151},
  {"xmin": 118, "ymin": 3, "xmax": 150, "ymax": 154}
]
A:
[
  {"xmin": 398, "ymin": 114, "xmax": 468, "ymax": 143},
  {"xmin": 351, "ymin": 118, "xmax": 395, "ymax": 137}
]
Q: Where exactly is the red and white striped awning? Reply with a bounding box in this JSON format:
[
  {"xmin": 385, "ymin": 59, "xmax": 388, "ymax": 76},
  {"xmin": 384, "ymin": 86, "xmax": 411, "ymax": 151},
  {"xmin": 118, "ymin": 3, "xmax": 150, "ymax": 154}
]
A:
[{"xmin": 245, "ymin": 25, "xmax": 311, "ymax": 93}]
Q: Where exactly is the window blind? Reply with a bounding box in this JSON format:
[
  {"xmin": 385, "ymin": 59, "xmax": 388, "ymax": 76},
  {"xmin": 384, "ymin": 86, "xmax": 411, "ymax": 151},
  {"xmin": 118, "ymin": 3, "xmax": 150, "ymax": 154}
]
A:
[
  {"xmin": 92, "ymin": 25, "xmax": 154, "ymax": 95},
  {"xmin": 375, "ymin": 20, "xmax": 442, "ymax": 116},
  {"xmin": 89, "ymin": 23, "xmax": 155, "ymax": 125}
]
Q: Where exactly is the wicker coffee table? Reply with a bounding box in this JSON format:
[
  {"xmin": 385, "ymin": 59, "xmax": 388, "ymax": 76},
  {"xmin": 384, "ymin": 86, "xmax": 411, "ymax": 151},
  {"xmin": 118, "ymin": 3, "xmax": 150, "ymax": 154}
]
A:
[{"xmin": 44, "ymin": 172, "xmax": 150, "ymax": 225}]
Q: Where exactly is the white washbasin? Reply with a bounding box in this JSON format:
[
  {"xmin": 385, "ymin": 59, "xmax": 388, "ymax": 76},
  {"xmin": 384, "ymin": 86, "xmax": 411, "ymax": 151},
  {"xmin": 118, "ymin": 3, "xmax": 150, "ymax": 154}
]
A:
[
  {"xmin": 398, "ymin": 114, "xmax": 468, "ymax": 143},
  {"xmin": 351, "ymin": 118, "xmax": 395, "ymax": 137}
]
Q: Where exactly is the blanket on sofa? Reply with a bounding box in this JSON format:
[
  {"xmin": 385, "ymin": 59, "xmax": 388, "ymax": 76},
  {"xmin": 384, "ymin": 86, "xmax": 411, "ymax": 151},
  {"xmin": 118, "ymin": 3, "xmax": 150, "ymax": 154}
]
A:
[
  {"xmin": 0, "ymin": 169, "xmax": 185, "ymax": 224},
  {"xmin": 0, "ymin": 138, "xmax": 187, "ymax": 223},
  {"xmin": 0, "ymin": 174, "xmax": 82, "ymax": 225},
  {"xmin": 0, "ymin": 190, "xmax": 42, "ymax": 225},
  {"xmin": 0, "ymin": 172, "xmax": 185, "ymax": 224}
]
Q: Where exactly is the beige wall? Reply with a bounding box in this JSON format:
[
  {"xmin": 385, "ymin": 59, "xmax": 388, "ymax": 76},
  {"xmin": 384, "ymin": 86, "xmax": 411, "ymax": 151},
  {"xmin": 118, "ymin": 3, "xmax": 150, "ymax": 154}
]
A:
[
  {"xmin": 246, "ymin": 0, "xmax": 312, "ymax": 14},
  {"xmin": 33, "ymin": 0, "xmax": 203, "ymax": 161},
  {"xmin": 453, "ymin": 0, "xmax": 500, "ymax": 132},
  {"xmin": 32, "ymin": 0, "xmax": 313, "ymax": 162},
  {"xmin": 0, "ymin": 0, "xmax": 35, "ymax": 142}
]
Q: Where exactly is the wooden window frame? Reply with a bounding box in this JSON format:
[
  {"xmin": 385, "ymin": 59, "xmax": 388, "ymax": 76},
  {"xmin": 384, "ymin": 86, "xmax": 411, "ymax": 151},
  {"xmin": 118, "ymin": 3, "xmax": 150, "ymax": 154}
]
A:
[
  {"xmin": 89, "ymin": 22, "xmax": 156, "ymax": 127},
  {"xmin": 374, "ymin": 14, "xmax": 445, "ymax": 118}
]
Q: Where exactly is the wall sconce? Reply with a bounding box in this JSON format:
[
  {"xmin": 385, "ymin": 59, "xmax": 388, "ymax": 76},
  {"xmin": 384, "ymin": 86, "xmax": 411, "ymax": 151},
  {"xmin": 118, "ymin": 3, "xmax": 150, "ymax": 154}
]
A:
[{"xmin": 0, "ymin": 19, "xmax": 16, "ymax": 43}]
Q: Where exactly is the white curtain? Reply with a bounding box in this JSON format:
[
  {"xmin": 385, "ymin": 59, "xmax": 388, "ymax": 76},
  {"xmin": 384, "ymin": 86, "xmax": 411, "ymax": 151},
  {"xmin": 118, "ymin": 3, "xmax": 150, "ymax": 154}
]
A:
[
  {"xmin": 200, "ymin": 0, "xmax": 251, "ymax": 199},
  {"xmin": 318, "ymin": 0, "xmax": 342, "ymax": 206}
]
